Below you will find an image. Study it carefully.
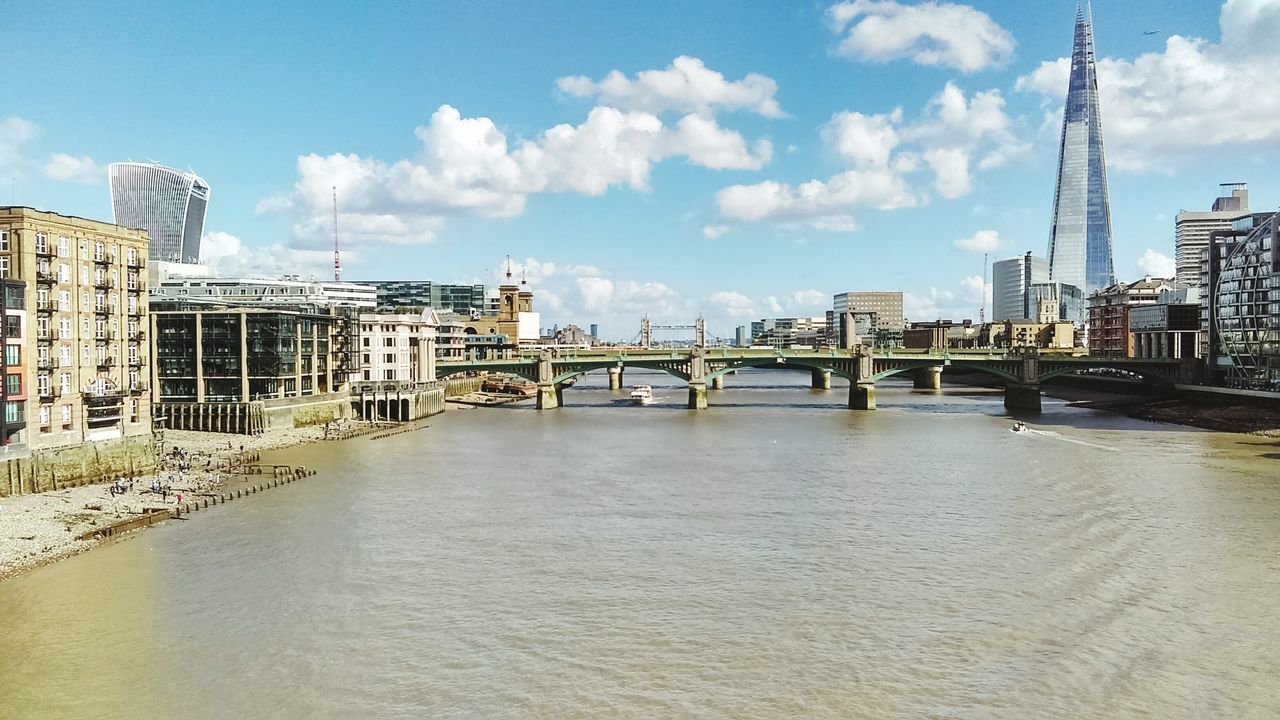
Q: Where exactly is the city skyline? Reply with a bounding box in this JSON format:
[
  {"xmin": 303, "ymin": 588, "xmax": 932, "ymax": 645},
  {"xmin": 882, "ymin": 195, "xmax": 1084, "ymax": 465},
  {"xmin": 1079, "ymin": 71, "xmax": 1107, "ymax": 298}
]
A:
[{"xmin": 3, "ymin": 0, "xmax": 1277, "ymax": 337}]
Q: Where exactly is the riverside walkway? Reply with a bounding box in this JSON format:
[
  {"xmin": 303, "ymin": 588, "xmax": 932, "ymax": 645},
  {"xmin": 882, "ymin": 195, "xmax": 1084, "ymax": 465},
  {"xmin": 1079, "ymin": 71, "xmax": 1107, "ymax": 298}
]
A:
[{"xmin": 436, "ymin": 347, "xmax": 1191, "ymax": 412}]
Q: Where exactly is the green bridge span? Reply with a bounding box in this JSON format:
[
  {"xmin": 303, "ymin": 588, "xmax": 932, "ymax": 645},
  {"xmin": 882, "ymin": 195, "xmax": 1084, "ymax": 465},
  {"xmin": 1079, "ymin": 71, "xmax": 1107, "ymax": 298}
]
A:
[{"xmin": 436, "ymin": 347, "xmax": 1192, "ymax": 413}]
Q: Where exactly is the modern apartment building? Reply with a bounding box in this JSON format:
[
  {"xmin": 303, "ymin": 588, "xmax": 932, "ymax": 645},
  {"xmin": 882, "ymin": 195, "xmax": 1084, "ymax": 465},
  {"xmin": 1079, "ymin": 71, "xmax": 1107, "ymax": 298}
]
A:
[
  {"xmin": 0, "ymin": 207, "xmax": 153, "ymax": 490},
  {"xmin": 1046, "ymin": 8, "xmax": 1114, "ymax": 297},
  {"xmin": 1130, "ymin": 288, "xmax": 1201, "ymax": 361},
  {"xmin": 992, "ymin": 252, "xmax": 1050, "ymax": 321},
  {"xmin": 109, "ymin": 162, "xmax": 210, "ymax": 263},
  {"xmin": 1174, "ymin": 183, "xmax": 1249, "ymax": 287},
  {"xmin": 1204, "ymin": 212, "xmax": 1279, "ymax": 389}
]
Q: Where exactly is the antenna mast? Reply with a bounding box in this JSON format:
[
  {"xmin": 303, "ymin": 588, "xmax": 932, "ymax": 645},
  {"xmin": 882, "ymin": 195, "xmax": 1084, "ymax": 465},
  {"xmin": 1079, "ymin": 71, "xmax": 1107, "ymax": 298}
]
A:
[
  {"xmin": 980, "ymin": 252, "xmax": 988, "ymax": 324},
  {"xmin": 332, "ymin": 186, "xmax": 341, "ymax": 282}
]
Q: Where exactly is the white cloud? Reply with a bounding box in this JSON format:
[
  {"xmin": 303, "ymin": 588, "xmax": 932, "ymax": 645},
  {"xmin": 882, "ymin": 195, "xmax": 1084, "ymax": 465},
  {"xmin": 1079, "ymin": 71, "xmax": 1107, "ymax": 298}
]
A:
[
  {"xmin": 716, "ymin": 82, "xmax": 1019, "ymax": 229},
  {"xmin": 0, "ymin": 116, "xmax": 38, "ymax": 172},
  {"xmin": 1137, "ymin": 248, "xmax": 1176, "ymax": 278},
  {"xmin": 702, "ymin": 224, "xmax": 730, "ymax": 239},
  {"xmin": 826, "ymin": 0, "xmax": 1015, "ymax": 73},
  {"xmin": 1016, "ymin": 0, "xmax": 1280, "ymax": 171},
  {"xmin": 267, "ymin": 103, "xmax": 770, "ymax": 249},
  {"xmin": 557, "ymin": 56, "xmax": 784, "ymax": 118},
  {"xmin": 710, "ymin": 291, "xmax": 757, "ymax": 318},
  {"xmin": 904, "ymin": 275, "xmax": 988, "ymax": 322},
  {"xmin": 716, "ymin": 168, "xmax": 916, "ymax": 231},
  {"xmin": 43, "ymin": 153, "xmax": 102, "ymax": 184},
  {"xmin": 953, "ymin": 229, "xmax": 1000, "ymax": 252},
  {"xmin": 198, "ymin": 230, "xmax": 349, "ymax": 278}
]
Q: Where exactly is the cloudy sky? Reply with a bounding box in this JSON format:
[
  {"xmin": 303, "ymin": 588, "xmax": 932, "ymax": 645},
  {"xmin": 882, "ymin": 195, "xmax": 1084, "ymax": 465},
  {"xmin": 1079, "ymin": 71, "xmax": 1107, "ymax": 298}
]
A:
[{"xmin": 4, "ymin": 0, "xmax": 1276, "ymax": 339}]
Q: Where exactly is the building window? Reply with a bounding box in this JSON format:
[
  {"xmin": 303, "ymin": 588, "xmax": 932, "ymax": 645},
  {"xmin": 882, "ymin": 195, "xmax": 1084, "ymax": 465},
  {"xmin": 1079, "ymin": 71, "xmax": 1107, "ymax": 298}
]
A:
[
  {"xmin": 59, "ymin": 346, "xmax": 70, "ymax": 366},
  {"xmin": 384, "ymin": 337, "xmax": 395, "ymax": 347},
  {"xmin": 60, "ymin": 373, "xmax": 71, "ymax": 393},
  {"xmin": 4, "ymin": 373, "xmax": 20, "ymax": 396},
  {"xmin": 384, "ymin": 369, "xmax": 395, "ymax": 380},
  {"xmin": 94, "ymin": 242, "xmax": 104, "ymax": 261},
  {"xmin": 36, "ymin": 233, "xmax": 47, "ymax": 254},
  {"xmin": 81, "ymin": 265, "xmax": 89, "ymax": 285},
  {"xmin": 58, "ymin": 236, "xmax": 69, "ymax": 257},
  {"xmin": 58, "ymin": 318, "xmax": 70, "ymax": 339},
  {"xmin": 59, "ymin": 264, "xmax": 70, "ymax": 283},
  {"xmin": 0, "ymin": 230, "xmax": 8, "ymax": 251},
  {"xmin": 384, "ymin": 353, "xmax": 394, "ymax": 363},
  {"xmin": 0, "ymin": 256, "xmax": 8, "ymax": 279},
  {"xmin": 39, "ymin": 405, "xmax": 50, "ymax": 426},
  {"xmin": 4, "ymin": 315, "xmax": 19, "ymax": 338},
  {"xmin": 5, "ymin": 344, "xmax": 18, "ymax": 366},
  {"xmin": 61, "ymin": 404, "xmax": 72, "ymax": 427}
]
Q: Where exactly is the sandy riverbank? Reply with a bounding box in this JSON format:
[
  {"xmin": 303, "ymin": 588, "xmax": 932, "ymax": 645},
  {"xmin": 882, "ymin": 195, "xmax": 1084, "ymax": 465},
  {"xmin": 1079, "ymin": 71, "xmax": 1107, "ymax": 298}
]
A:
[{"xmin": 0, "ymin": 418, "xmax": 385, "ymax": 582}]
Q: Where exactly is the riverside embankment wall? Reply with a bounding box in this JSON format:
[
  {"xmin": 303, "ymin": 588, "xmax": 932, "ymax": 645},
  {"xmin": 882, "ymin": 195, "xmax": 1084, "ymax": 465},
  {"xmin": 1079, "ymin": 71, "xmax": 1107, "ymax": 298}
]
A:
[{"xmin": 0, "ymin": 434, "xmax": 156, "ymax": 498}]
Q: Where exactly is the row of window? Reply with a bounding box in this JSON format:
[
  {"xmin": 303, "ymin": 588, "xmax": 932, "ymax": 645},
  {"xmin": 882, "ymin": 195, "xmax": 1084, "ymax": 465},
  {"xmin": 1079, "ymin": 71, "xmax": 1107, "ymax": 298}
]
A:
[{"xmin": 25, "ymin": 232, "xmax": 143, "ymax": 265}]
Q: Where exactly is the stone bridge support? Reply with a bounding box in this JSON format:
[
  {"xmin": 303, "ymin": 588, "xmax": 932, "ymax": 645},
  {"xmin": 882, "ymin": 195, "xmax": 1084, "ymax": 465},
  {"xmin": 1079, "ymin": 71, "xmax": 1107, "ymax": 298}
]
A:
[
  {"xmin": 536, "ymin": 351, "xmax": 562, "ymax": 410},
  {"xmin": 811, "ymin": 369, "xmax": 831, "ymax": 390},
  {"xmin": 710, "ymin": 374, "xmax": 725, "ymax": 390},
  {"xmin": 912, "ymin": 365, "xmax": 942, "ymax": 390},
  {"xmin": 688, "ymin": 347, "xmax": 708, "ymax": 409},
  {"xmin": 1003, "ymin": 350, "xmax": 1041, "ymax": 413},
  {"xmin": 608, "ymin": 366, "xmax": 623, "ymax": 390},
  {"xmin": 848, "ymin": 352, "xmax": 876, "ymax": 410}
]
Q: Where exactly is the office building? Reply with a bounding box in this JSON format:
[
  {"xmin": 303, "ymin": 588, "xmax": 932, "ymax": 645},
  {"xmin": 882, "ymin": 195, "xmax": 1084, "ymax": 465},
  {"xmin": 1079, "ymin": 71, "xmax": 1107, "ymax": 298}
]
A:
[
  {"xmin": 357, "ymin": 281, "xmax": 488, "ymax": 313},
  {"xmin": 992, "ymin": 253, "xmax": 1050, "ymax": 321},
  {"xmin": 1174, "ymin": 183, "xmax": 1249, "ymax": 287},
  {"xmin": 1027, "ymin": 281, "xmax": 1085, "ymax": 329},
  {"xmin": 748, "ymin": 316, "xmax": 828, "ymax": 348},
  {"xmin": 1046, "ymin": 8, "xmax": 1114, "ymax": 297},
  {"xmin": 832, "ymin": 291, "xmax": 904, "ymax": 348},
  {"xmin": 351, "ymin": 310, "xmax": 443, "ymax": 421},
  {"xmin": 109, "ymin": 162, "xmax": 210, "ymax": 263},
  {"xmin": 153, "ymin": 274, "xmax": 376, "ymax": 308},
  {"xmin": 1131, "ymin": 288, "xmax": 1201, "ymax": 360},
  {"xmin": 0, "ymin": 207, "xmax": 153, "ymax": 492}
]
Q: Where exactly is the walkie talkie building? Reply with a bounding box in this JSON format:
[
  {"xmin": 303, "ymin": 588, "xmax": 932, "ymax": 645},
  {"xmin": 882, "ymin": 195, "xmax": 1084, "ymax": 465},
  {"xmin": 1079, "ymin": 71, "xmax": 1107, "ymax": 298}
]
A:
[
  {"xmin": 1046, "ymin": 7, "xmax": 1114, "ymax": 300},
  {"xmin": 109, "ymin": 162, "xmax": 210, "ymax": 262}
]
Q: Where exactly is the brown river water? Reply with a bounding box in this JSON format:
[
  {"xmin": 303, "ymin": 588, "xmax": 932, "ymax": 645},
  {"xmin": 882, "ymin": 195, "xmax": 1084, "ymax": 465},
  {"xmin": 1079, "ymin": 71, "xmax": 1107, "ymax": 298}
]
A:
[{"xmin": 1, "ymin": 371, "xmax": 1278, "ymax": 719}]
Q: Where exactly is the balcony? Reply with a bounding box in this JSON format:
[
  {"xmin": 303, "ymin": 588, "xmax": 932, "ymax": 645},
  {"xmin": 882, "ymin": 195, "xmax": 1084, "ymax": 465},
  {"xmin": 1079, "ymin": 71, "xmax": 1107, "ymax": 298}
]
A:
[
  {"xmin": 35, "ymin": 245, "xmax": 53, "ymax": 258},
  {"xmin": 128, "ymin": 382, "xmax": 149, "ymax": 394},
  {"xmin": 127, "ymin": 356, "xmax": 142, "ymax": 367},
  {"xmin": 96, "ymin": 357, "xmax": 116, "ymax": 369},
  {"xmin": 36, "ymin": 357, "xmax": 54, "ymax": 369},
  {"xmin": 93, "ymin": 278, "xmax": 116, "ymax": 290},
  {"xmin": 94, "ymin": 331, "xmax": 116, "ymax": 343},
  {"xmin": 127, "ymin": 257, "xmax": 144, "ymax": 269},
  {"xmin": 93, "ymin": 254, "xmax": 111, "ymax": 266},
  {"xmin": 36, "ymin": 271, "xmax": 55, "ymax": 285},
  {"xmin": 93, "ymin": 306, "xmax": 110, "ymax": 317},
  {"xmin": 129, "ymin": 330, "xmax": 146, "ymax": 342},
  {"xmin": 38, "ymin": 387, "xmax": 59, "ymax": 401},
  {"xmin": 35, "ymin": 299, "xmax": 55, "ymax": 314}
]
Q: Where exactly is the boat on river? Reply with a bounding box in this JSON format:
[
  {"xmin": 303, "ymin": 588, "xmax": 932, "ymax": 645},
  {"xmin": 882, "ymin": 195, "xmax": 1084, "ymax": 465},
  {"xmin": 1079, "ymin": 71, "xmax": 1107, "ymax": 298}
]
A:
[{"xmin": 629, "ymin": 385, "xmax": 655, "ymax": 405}]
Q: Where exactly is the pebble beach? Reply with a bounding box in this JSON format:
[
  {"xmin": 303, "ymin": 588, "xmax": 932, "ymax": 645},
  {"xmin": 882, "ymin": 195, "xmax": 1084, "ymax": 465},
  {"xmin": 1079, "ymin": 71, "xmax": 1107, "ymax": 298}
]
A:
[{"xmin": 0, "ymin": 419, "xmax": 384, "ymax": 581}]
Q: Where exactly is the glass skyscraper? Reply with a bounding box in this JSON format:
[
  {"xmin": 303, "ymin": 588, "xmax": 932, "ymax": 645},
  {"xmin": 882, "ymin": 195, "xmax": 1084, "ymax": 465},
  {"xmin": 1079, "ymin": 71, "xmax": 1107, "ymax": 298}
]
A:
[
  {"xmin": 109, "ymin": 162, "xmax": 210, "ymax": 262},
  {"xmin": 1047, "ymin": 7, "xmax": 1114, "ymax": 298}
]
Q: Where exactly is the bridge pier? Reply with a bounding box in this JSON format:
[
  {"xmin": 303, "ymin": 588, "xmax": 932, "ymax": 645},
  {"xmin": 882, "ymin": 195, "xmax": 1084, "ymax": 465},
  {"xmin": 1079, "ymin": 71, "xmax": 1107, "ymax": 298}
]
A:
[
  {"xmin": 710, "ymin": 375, "xmax": 724, "ymax": 390},
  {"xmin": 1003, "ymin": 381, "xmax": 1041, "ymax": 413},
  {"xmin": 848, "ymin": 382, "xmax": 876, "ymax": 410},
  {"xmin": 608, "ymin": 366, "xmax": 623, "ymax": 390},
  {"xmin": 912, "ymin": 365, "xmax": 943, "ymax": 391},
  {"xmin": 537, "ymin": 382, "xmax": 562, "ymax": 410},
  {"xmin": 811, "ymin": 369, "xmax": 831, "ymax": 390},
  {"xmin": 688, "ymin": 382, "xmax": 708, "ymax": 410}
]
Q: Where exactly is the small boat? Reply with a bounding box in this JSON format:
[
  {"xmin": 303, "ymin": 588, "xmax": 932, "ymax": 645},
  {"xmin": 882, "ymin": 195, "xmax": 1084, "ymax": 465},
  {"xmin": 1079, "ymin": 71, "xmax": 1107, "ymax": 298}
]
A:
[
  {"xmin": 629, "ymin": 385, "xmax": 655, "ymax": 405},
  {"xmin": 1012, "ymin": 422, "xmax": 1028, "ymax": 433}
]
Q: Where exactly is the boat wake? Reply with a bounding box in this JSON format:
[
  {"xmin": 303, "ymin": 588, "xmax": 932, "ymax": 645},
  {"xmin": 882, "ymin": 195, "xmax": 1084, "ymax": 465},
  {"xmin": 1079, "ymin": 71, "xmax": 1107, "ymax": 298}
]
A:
[{"xmin": 1012, "ymin": 427, "xmax": 1117, "ymax": 451}]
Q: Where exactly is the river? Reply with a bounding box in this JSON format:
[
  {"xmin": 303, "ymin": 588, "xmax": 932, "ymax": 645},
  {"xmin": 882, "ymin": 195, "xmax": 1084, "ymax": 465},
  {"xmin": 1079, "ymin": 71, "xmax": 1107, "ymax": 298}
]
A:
[{"xmin": 1, "ymin": 371, "xmax": 1278, "ymax": 719}]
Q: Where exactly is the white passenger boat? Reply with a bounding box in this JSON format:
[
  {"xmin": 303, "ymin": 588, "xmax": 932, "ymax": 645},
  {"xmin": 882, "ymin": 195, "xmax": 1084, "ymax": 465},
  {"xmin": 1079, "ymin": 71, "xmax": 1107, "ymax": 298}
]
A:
[{"xmin": 629, "ymin": 385, "xmax": 655, "ymax": 405}]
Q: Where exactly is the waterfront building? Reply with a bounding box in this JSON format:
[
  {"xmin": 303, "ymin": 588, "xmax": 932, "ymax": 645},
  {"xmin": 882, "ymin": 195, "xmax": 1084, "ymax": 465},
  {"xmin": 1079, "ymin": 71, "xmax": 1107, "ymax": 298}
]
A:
[
  {"xmin": 1175, "ymin": 184, "xmax": 1249, "ymax": 288},
  {"xmin": 109, "ymin": 162, "xmax": 209, "ymax": 263},
  {"xmin": 1130, "ymin": 288, "xmax": 1201, "ymax": 360},
  {"xmin": 351, "ymin": 309, "xmax": 441, "ymax": 421},
  {"xmin": 357, "ymin": 281, "xmax": 488, "ymax": 313},
  {"xmin": 1087, "ymin": 277, "xmax": 1173, "ymax": 357},
  {"xmin": 152, "ymin": 274, "xmax": 376, "ymax": 308},
  {"xmin": 1205, "ymin": 212, "xmax": 1279, "ymax": 389},
  {"xmin": 992, "ymin": 252, "xmax": 1050, "ymax": 322},
  {"xmin": 1046, "ymin": 7, "xmax": 1114, "ymax": 298},
  {"xmin": 749, "ymin": 316, "xmax": 829, "ymax": 348},
  {"xmin": 150, "ymin": 297, "xmax": 361, "ymax": 432},
  {"xmin": 993, "ymin": 319, "xmax": 1076, "ymax": 350},
  {"xmin": 434, "ymin": 316, "xmax": 468, "ymax": 361},
  {"xmin": 0, "ymin": 207, "xmax": 153, "ymax": 491},
  {"xmin": 903, "ymin": 320, "xmax": 984, "ymax": 350}
]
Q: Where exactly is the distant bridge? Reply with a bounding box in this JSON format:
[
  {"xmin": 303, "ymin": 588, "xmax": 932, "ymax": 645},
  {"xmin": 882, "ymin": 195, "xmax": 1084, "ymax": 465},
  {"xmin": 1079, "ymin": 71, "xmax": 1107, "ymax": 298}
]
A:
[{"xmin": 435, "ymin": 347, "xmax": 1192, "ymax": 412}]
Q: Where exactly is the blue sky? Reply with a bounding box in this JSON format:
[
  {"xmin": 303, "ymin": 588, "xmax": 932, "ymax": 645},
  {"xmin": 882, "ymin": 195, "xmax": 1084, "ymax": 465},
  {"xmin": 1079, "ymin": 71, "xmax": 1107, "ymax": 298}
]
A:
[{"xmin": 4, "ymin": 0, "xmax": 1276, "ymax": 339}]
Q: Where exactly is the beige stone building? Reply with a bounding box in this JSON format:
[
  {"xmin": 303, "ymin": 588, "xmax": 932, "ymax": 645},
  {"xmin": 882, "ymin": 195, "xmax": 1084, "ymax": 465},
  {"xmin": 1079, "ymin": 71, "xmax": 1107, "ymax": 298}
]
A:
[{"xmin": 0, "ymin": 207, "xmax": 154, "ymax": 494}]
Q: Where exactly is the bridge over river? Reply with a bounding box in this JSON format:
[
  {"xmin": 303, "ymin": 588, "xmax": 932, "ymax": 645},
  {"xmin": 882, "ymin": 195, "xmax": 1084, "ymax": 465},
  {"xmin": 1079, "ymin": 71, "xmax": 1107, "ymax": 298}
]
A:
[{"xmin": 436, "ymin": 347, "xmax": 1193, "ymax": 412}]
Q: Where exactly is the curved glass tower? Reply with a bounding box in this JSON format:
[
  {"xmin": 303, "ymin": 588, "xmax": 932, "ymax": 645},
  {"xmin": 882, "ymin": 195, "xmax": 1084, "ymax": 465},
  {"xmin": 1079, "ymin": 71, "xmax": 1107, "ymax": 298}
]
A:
[
  {"xmin": 1047, "ymin": 6, "xmax": 1114, "ymax": 298},
  {"xmin": 109, "ymin": 162, "xmax": 210, "ymax": 262}
]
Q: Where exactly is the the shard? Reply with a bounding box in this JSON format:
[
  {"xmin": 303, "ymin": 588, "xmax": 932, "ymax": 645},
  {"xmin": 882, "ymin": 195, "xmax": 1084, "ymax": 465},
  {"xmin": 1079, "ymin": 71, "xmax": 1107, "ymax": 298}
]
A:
[{"xmin": 1047, "ymin": 5, "xmax": 1114, "ymax": 299}]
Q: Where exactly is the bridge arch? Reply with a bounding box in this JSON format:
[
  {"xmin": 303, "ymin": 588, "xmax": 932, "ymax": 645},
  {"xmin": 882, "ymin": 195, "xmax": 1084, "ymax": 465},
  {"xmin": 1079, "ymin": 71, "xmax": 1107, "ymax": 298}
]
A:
[
  {"xmin": 871, "ymin": 361, "xmax": 1021, "ymax": 384},
  {"xmin": 1036, "ymin": 364, "xmax": 1179, "ymax": 385},
  {"xmin": 704, "ymin": 356, "xmax": 859, "ymax": 383}
]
